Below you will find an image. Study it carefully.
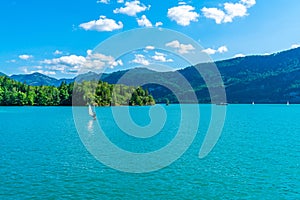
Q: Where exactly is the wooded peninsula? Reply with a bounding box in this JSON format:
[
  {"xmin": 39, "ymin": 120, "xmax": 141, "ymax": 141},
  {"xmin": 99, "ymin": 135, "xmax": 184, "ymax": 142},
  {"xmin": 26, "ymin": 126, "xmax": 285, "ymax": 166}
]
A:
[{"xmin": 0, "ymin": 76, "xmax": 155, "ymax": 106}]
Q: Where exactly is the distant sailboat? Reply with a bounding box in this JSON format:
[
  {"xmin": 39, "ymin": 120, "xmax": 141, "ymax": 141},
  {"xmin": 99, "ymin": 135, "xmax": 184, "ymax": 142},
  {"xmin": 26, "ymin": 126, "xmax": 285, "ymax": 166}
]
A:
[
  {"xmin": 252, "ymin": 101, "xmax": 255, "ymax": 105},
  {"xmin": 216, "ymin": 102, "xmax": 228, "ymax": 106},
  {"xmin": 287, "ymin": 101, "xmax": 290, "ymax": 106},
  {"xmin": 88, "ymin": 104, "xmax": 96, "ymax": 120}
]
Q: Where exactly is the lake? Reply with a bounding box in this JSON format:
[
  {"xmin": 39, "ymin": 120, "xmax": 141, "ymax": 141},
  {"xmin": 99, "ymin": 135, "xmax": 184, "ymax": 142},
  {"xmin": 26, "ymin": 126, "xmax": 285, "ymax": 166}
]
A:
[{"xmin": 0, "ymin": 105, "xmax": 299, "ymax": 199}]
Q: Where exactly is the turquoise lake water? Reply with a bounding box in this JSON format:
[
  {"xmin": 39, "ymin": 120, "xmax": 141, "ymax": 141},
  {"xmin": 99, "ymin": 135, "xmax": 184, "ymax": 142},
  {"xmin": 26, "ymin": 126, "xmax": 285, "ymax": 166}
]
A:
[{"xmin": 0, "ymin": 105, "xmax": 299, "ymax": 199}]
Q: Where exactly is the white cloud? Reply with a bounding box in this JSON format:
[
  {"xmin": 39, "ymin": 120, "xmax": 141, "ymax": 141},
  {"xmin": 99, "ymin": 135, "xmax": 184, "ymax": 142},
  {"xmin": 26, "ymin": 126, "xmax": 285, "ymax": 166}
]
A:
[
  {"xmin": 87, "ymin": 49, "xmax": 93, "ymax": 56},
  {"xmin": 97, "ymin": 0, "xmax": 109, "ymax": 4},
  {"xmin": 291, "ymin": 44, "xmax": 300, "ymax": 49},
  {"xmin": 84, "ymin": 52, "xmax": 123, "ymax": 69},
  {"xmin": 6, "ymin": 59, "xmax": 16, "ymax": 63},
  {"xmin": 152, "ymin": 52, "xmax": 173, "ymax": 62},
  {"xmin": 145, "ymin": 46, "xmax": 155, "ymax": 50},
  {"xmin": 19, "ymin": 54, "xmax": 33, "ymax": 60},
  {"xmin": 117, "ymin": 0, "xmax": 124, "ymax": 3},
  {"xmin": 201, "ymin": 7, "xmax": 225, "ymax": 24},
  {"xmin": 202, "ymin": 0, "xmax": 256, "ymax": 24},
  {"xmin": 262, "ymin": 52, "xmax": 271, "ymax": 56},
  {"xmin": 33, "ymin": 66, "xmax": 43, "ymax": 69},
  {"xmin": 132, "ymin": 54, "xmax": 150, "ymax": 66},
  {"xmin": 155, "ymin": 21, "xmax": 163, "ymax": 27},
  {"xmin": 165, "ymin": 40, "xmax": 195, "ymax": 54},
  {"xmin": 46, "ymin": 65, "xmax": 66, "ymax": 72},
  {"xmin": 241, "ymin": 0, "xmax": 256, "ymax": 8},
  {"xmin": 223, "ymin": 3, "xmax": 248, "ymax": 23},
  {"xmin": 167, "ymin": 5, "xmax": 199, "ymax": 26},
  {"xmin": 43, "ymin": 55, "xmax": 86, "ymax": 74},
  {"xmin": 217, "ymin": 46, "xmax": 228, "ymax": 53},
  {"xmin": 43, "ymin": 55, "xmax": 86, "ymax": 66},
  {"xmin": 54, "ymin": 50, "xmax": 63, "ymax": 55},
  {"xmin": 43, "ymin": 51, "xmax": 123, "ymax": 74},
  {"xmin": 113, "ymin": 1, "xmax": 149, "ymax": 16},
  {"xmin": 79, "ymin": 16, "xmax": 123, "ymax": 32},
  {"xmin": 111, "ymin": 60, "xmax": 123, "ymax": 68},
  {"xmin": 35, "ymin": 70, "xmax": 56, "ymax": 75},
  {"xmin": 234, "ymin": 53, "xmax": 246, "ymax": 58},
  {"xmin": 202, "ymin": 46, "xmax": 228, "ymax": 55},
  {"xmin": 202, "ymin": 48, "xmax": 217, "ymax": 55},
  {"xmin": 166, "ymin": 40, "xmax": 180, "ymax": 48},
  {"xmin": 22, "ymin": 67, "xmax": 56, "ymax": 76},
  {"xmin": 137, "ymin": 15, "xmax": 152, "ymax": 27},
  {"xmin": 178, "ymin": 2, "xmax": 187, "ymax": 5}
]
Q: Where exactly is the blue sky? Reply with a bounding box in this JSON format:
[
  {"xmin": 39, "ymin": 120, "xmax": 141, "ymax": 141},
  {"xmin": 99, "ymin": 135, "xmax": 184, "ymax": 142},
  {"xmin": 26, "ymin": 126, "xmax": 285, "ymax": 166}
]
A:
[{"xmin": 1, "ymin": 0, "xmax": 300, "ymax": 78}]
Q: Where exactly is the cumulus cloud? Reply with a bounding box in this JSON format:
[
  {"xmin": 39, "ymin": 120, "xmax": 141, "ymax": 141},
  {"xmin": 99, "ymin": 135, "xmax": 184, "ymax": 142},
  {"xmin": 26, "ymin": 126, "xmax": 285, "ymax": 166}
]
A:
[
  {"xmin": 145, "ymin": 46, "xmax": 155, "ymax": 50},
  {"xmin": 117, "ymin": 0, "xmax": 124, "ymax": 3},
  {"xmin": 79, "ymin": 16, "xmax": 123, "ymax": 32},
  {"xmin": 42, "ymin": 51, "xmax": 123, "ymax": 74},
  {"xmin": 167, "ymin": 5, "xmax": 199, "ymax": 26},
  {"xmin": 111, "ymin": 60, "xmax": 123, "ymax": 68},
  {"xmin": 234, "ymin": 53, "xmax": 246, "ymax": 58},
  {"xmin": 201, "ymin": 7, "xmax": 225, "ymax": 24},
  {"xmin": 113, "ymin": 1, "xmax": 150, "ymax": 16},
  {"xmin": 262, "ymin": 52, "xmax": 271, "ymax": 56},
  {"xmin": 22, "ymin": 67, "xmax": 56, "ymax": 76},
  {"xmin": 223, "ymin": 2, "xmax": 248, "ymax": 23},
  {"xmin": 217, "ymin": 46, "xmax": 228, "ymax": 53},
  {"xmin": 241, "ymin": 0, "xmax": 256, "ymax": 8},
  {"xmin": 34, "ymin": 70, "xmax": 56, "ymax": 75},
  {"xmin": 152, "ymin": 52, "xmax": 173, "ymax": 62},
  {"xmin": 97, "ymin": 0, "xmax": 109, "ymax": 4},
  {"xmin": 43, "ymin": 55, "xmax": 86, "ymax": 66},
  {"xmin": 19, "ymin": 54, "xmax": 33, "ymax": 60},
  {"xmin": 132, "ymin": 54, "xmax": 150, "ymax": 66},
  {"xmin": 6, "ymin": 59, "xmax": 16, "ymax": 63},
  {"xmin": 155, "ymin": 21, "xmax": 163, "ymax": 27},
  {"xmin": 202, "ymin": 46, "xmax": 228, "ymax": 55},
  {"xmin": 201, "ymin": 0, "xmax": 256, "ymax": 24},
  {"xmin": 291, "ymin": 44, "xmax": 300, "ymax": 49},
  {"xmin": 202, "ymin": 48, "xmax": 217, "ymax": 55},
  {"xmin": 165, "ymin": 40, "xmax": 195, "ymax": 54},
  {"xmin": 137, "ymin": 15, "xmax": 152, "ymax": 27},
  {"xmin": 54, "ymin": 50, "xmax": 63, "ymax": 55}
]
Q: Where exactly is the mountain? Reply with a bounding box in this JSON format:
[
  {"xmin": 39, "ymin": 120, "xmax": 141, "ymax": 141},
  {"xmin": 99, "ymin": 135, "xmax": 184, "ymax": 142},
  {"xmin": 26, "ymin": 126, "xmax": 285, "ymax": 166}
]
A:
[
  {"xmin": 215, "ymin": 48, "xmax": 300, "ymax": 103},
  {"xmin": 0, "ymin": 72, "xmax": 7, "ymax": 77},
  {"xmin": 75, "ymin": 71, "xmax": 106, "ymax": 82},
  {"xmin": 10, "ymin": 72, "xmax": 59, "ymax": 86},
  {"xmin": 101, "ymin": 47, "xmax": 300, "ymax": 103},
  {"xmin": 3, "ymin": 47, "xmax": 300, "ymax": 103},
  {"xmin": 9, "ymin": 72, "xmax": 73, "ymax": 87}
]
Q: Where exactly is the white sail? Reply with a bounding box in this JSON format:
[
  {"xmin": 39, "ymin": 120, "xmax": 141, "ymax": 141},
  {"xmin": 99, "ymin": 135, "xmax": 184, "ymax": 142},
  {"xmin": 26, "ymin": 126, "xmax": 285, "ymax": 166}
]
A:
[{"xmin": 88, "ymin": 105, "xmax": 94, "ymax": 116}]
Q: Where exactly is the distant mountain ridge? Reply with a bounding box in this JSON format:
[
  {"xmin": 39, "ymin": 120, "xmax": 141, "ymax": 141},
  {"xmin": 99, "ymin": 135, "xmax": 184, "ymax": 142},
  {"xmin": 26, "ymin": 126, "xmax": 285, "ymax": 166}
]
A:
[
  {"xmin": 10, "ymin": 72, "xmax": 74, "ymax": 87},
  {"xmin": 2, "ymin": 47, "xmax": 300, "ymax": 103}
]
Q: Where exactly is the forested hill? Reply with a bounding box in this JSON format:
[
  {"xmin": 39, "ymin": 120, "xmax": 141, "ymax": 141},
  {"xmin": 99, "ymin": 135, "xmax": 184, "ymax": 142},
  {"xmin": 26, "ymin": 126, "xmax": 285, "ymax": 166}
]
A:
[
  {"xmin": 0, "ymin": 76, "xmax": 155, "ymax": 106},
  {"xmin": 2, "ymin": 47, "xmax": 300, "ymax": 103},
  {"xmin": 100, "ymin": 47, "xmax": 300, "ymax": 103}
]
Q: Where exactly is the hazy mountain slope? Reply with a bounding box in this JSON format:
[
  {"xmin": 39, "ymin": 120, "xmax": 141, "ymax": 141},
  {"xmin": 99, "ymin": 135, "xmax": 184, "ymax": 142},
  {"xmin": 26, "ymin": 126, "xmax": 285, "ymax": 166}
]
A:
[{"xmin": 4, "ymin": 47, "xmax": 300, "ymax": 103}]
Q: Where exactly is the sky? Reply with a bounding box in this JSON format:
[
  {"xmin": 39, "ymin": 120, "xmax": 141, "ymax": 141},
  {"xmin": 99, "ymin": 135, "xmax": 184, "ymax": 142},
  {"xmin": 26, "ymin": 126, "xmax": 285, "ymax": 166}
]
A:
[{"xmin": 0, "ymin": 0, "xmax": 300, "ymax": 78}]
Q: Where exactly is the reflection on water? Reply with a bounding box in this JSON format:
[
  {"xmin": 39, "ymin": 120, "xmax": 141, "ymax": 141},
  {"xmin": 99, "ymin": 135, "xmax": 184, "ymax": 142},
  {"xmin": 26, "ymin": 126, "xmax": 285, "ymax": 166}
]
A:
[{"xmin": 87, "ymin": 120, "xmax": 95, "ymax": 133}]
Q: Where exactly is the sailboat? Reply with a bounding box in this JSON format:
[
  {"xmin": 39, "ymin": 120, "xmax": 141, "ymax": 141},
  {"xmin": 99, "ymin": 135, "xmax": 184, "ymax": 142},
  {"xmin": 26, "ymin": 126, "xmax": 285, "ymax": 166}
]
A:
[
  {"xmin": 287, "ymin": 101, "xmax": 290, "ymax": 106},
  {"xmin": 88, "ymin": 104, "xmax": 96, "ymax": 120},
  {"xmin": 252, "ymin": 101, "xmax": 255, "ymax": 105}
]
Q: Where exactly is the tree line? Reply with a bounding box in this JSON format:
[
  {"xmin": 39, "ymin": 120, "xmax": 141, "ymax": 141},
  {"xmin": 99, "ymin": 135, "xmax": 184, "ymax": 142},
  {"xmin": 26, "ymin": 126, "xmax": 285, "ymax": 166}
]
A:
[{"xmin": 0, "ymin": 76, "xmax": 155, "ymax": 106}]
